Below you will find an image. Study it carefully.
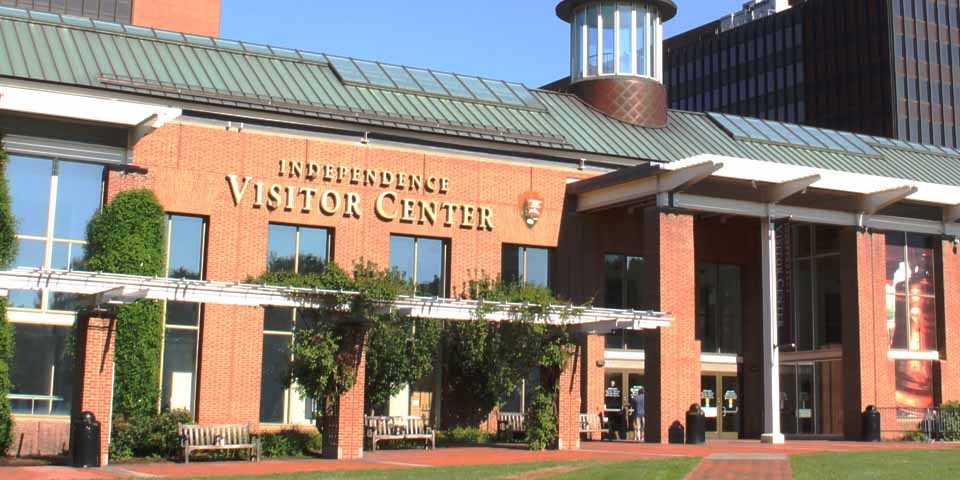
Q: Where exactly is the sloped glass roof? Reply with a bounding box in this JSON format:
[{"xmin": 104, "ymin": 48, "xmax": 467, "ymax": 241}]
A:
[{"xmin": 708, "ymin": 112, "xmax": 882, "ymax": 157}]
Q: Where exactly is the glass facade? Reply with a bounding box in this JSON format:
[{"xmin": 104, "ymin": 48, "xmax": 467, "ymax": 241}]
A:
[
  {"xmin": 781, "ymin": 225, "xmax": 842, "ymax": 352},
  {"xmin": 604, "ymin": 254, "xmax": 646, "ymax": 351},
  {"xmin": 7, "ymin": 155, "xmax": 104, "ymax": 417},
  {"xmin": 389, "ymin": 235, "xmax": 449, "ymax": 297},
  {"xmin": 696, "ymin": 263, "xmax": 742, "ymax": 354},
  {"xmin": 499, "ymin": 370, "xmax": 540, "ymax": 414},
  {"xmin": 571, "ymin": 1, "xmax": 661, "ymax": 81},
  {"xmin": 501, "ymin": 245, "xmax": 552, "ymax": 287},
  {"xmin": 779, "ymin": 360, "xmax": 843, "ymax": 435},
  {"xmin": 260, "ymin": 307, "xmax": 319, "ymax": 424}
]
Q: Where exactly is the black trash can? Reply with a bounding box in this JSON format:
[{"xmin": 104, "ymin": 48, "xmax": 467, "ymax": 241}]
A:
[
  {"xmin": 668, "ymin": 420, "xmax": 685, "ymax": 444},
  {"xmin": 861, "ymin": 405, "xmax": 881, "ymax": 442},
  {"xmin": 686, "ymin": 404, "xmax": 706, "ymax": 444},
  {"xmin": 72, "ymin": 411, "xmax": 101, "ymax": 468}
]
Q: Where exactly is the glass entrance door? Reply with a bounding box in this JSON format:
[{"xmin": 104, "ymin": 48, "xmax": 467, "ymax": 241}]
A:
[{"xmin": 700, "ymin": 374, "xmax": 739, "ymax": 438}]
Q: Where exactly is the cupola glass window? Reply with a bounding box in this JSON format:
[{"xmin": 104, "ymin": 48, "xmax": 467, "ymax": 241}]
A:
[{"xmin": 571, "ymin": 1, "xmax": 662, "ymax": 81}]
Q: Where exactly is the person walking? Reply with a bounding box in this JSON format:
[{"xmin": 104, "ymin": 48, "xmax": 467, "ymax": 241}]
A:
[{"xmin": 630, "ymin": 387, "xmax": 646, "ymax": 441}]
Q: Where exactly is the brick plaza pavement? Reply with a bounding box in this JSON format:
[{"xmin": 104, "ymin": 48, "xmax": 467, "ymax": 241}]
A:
[{"xmin": 1, "ymin": 440, "xmax": 955, "ymax": 480}]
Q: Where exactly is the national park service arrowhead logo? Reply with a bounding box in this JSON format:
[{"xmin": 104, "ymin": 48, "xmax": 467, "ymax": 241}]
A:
[{"xmin": 520, "ymin": 192, "xmax": 544, "ymax": 228}]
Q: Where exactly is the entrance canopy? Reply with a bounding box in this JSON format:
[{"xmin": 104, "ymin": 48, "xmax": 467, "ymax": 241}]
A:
[
  {"xmin": 0, "ymin": 267, "xmax": 671, "ymax": 333},
  {"xmin": 571, "ymin": 154, "xmax": 960, "ymax": 236}
]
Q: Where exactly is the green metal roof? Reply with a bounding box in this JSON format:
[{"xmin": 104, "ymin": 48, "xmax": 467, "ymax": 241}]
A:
[{"xmin": 3, "ymin": 6, "xmax": 960, "ymax": 187}]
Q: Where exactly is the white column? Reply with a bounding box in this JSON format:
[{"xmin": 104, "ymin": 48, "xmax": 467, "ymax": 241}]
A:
[{"xmin": 760, "ymin": 215, "xmax": 785, "ymax": 444}]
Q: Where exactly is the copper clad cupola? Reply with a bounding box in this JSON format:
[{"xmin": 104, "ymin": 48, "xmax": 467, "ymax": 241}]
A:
[{"xmin": 556, "ymin": 0, "xmax": 676, "ymax": 128}]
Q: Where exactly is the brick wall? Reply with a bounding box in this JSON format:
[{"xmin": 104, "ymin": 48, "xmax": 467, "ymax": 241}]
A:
[
  {"xmin": 9, "ymin": 418, "xmax": 69, "ymax": 457},
  {"xmin": 581, "ymin": 334, "xmax": 605, "ymax": 440},
  {"xmin": 938, "ymin": 240, "xmax": 960, "ymax": 402},
  {"xmin": 131, "ymin": 0, "xmax": 221, "ymax": 37},
  {"xmin": 71, "ymin": 314, "xmax": 117, "ymax": 466},
  {"xmin": 556, "ymin": 343, "xmax": 581, "ymax": 450},
  {"xmin": 641, "ymin": 209, "xmax": 700, "ymax": 443},
  {"xmin": 321, "ymin": 326, "xmax": 367, "ymax": 460}
]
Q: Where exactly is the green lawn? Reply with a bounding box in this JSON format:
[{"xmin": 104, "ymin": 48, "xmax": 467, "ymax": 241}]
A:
[
  {"xmin": 792, "ymin": 449, "xmax": 960, "ymax": 480},
  {"xmin": 179, "ymin": 458, "xmax": 698, "ymax": 480}
]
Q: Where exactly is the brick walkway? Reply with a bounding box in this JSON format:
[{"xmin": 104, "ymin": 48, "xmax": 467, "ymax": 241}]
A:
[
  {"xmin": 685, "ymin": 454, "xmax": 792, "ymax": 480},
  {"xmin": 1, "ymin": 440, "xmax": 954, "ymax": 480}
]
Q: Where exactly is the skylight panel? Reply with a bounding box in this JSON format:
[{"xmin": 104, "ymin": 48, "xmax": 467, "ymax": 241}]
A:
[
  {"xmin": 506, "ymin": 82, "xmax": 543, "ymax": 108},
  {"xmin": 406, "ymin": 68, "xmax": 449, "ymax": 95},
  {"xmin": 482, "ymin": 79, "xmax": 524, "ymax": 105},
  {"xmin": 353, "ymin": 60, "xmax": 396, "ymax": 88},
  {"xmin": 457, "ymin": 75, "xmax": 500, "ymax": 102},
  {"xmin": 381, "ymin": 64, "xmax": 423, "ymax": 92},
  {"xmin": 432, "ymin": 72, "xmax": 475, "ymax": 99},
  {"xmin": 327, "ymin": 56, "xmax": 368, "ymax": 83}
]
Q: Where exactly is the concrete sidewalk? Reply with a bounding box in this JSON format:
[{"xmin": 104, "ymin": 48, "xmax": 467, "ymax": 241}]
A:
[{"xmin": 1, "ymin": 440, "xmax": 955, "ymax": 480}]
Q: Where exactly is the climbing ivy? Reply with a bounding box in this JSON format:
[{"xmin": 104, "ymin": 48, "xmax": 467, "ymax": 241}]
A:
[
  {"xmin": 0, "ymin": 138, "xmax": 15, "ymax": 454},
  {"xmin": 85, "ymin": 189, "xmax": 166, "ymax": 418},
  {"xmin": 442, "ymin": 275, "xmax": 580, "ymax": 447}
]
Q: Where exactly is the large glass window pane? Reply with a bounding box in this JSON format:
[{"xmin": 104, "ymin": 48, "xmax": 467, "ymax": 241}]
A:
[
  {"xmin": 697, "ymin": 264, "xmax": 719, "ymax": 353},
  {"xmin": 605, "ymin": 329, "xmax": 624, "ymax": 349},
  {"xmin": 7, "ymin": 156, "xmax": 52, "ymax": 237},
  {"xmin": 602, "ymin": 2, "xmax": 615, "ymax": 74},
  {"xmin": 501, "ymin": 245, "xmax": 522, "ymax": 285},
  {"xmin": 779, "ymin": 364, "xmax": 798, "ymax": 434},
  {"xmin": 417, "ymin": 238, "xmax": 444, "ymax": 297},
  {"xmin": 895, "ymin": 359, "xmax": 934, "ymax": 413},
  {"xmin": 54, "ymin": 161, "xmax": 103, "ymax": 241},
  {"xmin": 574, "ymin": 8, "xmax": 585, "ymax": 80},
  {"xmin": 161, "ymin": 328, "xmax": 197, "ymax": 412},
  {"xmin": 51, "ymin": 242, "xmax": 85, "ymax": 271},
  {"xmin": 389, "ymin": 235, "xmax": 416, "ymax": 287},
  {"xmin": 625, "ymin": 257, "xmax": 644, "ymax": 309},
  {"xmin": 525, "ymin": 247, "xmax": 550, "ymax": 287},
  {"xmin": 14, "ymin": 238, "xmax": 45, "ymax": 268},
  {"xmin": 267, "ymin": 224, "xmax": 297, "ymax": 273},
  {"xmin": 907, "ymin": 234, "xmax": 936, "ymax": 297},
  {"xmin": 48, "ymin": 291, "xmax": 87, "ymax": 311},
  {"xmin": 588, "ymin": 5, "xmax": 599, "ymax": 76},
  {"xmin": 814, "ymin": 257, "xmax": 842, "ymax": 348},
  {"xmin": 604, "ymin": 372, "xmax": 623, "ymax": 410},
  {"xmin": 167, "ymin": 215, "xmax": 205, "ymax": 279},
  {"xmin": 717, "ymin": 264, "xmax": 742, "ymax": 354},
  {"xmin": 259, "ymin": 334, "xmax": 290, "ymax": 423},
  {"xmin": 9, "ymin": 324, "xmax": 73, "ymax": 415},
  {"xmin": 618, "ymin": 4, "xmax": 633, "ymax": 74},
  {"xmin": 264, "ymin": 307, "xmax": 294, "ymax": 332},
  {"xmin": 797, "ymin": 364, "xmax": 815, "ymax": 434},
  {"xmin": 604, "ymin": 254, "xmax": 624, "ymax": 308},
  {"xmin": 297, "ymin": 227, "xmax": 329, "ymax": 275},
  {"xmin": 636, "ymin": 5, "xmax": 647, "ymax": 75},
  {"xmin": 794, "ymin": 259, "xmax": 813, "ymax": 351},
  {"xmin": 166, "ymin": 301, "xmax": 200, "ymax": 327}
]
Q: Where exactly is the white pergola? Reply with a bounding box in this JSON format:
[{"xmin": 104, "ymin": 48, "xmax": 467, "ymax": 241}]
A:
[
  {"xmin": 0, "ymin": 268, "xmax": 672, "ymax": 333},
  {"xmin": 572, "ymin": 154, "xmax": 960, "ymax": 444}
]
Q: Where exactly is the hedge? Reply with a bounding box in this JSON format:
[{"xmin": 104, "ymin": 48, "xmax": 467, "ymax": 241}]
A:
[{"xmin": 0, "ymin": 138, "xmax": 15, "ymax": 453}]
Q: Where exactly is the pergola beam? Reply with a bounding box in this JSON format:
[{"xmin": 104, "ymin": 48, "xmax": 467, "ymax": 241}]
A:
[{"xmin": 0, "ymin": 268, "xmax": 672, "ymax": 328}]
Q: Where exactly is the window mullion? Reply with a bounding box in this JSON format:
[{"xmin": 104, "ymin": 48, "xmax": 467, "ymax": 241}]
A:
[
  {"xmin": 293, "ymin": 227, "xmax": 301, "ymax": 273},
  {"xmin": 413, "ymin": 238, "xmax": 420, "ymax": 292}
]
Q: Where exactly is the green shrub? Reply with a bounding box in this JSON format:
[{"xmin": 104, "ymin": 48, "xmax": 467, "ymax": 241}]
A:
[
  {"xmin": 260, "ymin": 429, "xmax": 321, "ymax": 458},
  {"xmin": 525, "ymin": 387, "xmax": 557, "ymax": 451},
  {"xmin": 902, "ymin": 430, "xmax": 928, "ymax": 442},
  {"xmin": 110, "ymin": 410, "xmax": 193, "ymax": 460},
  {"xmin": 436, "ymin": 426, "xmax": 492, "ymax": 447},
  {"xmin": 85, "ymin": 189, "xmax": 166, "ymax": 419},
  {"xmin": 0, "ymin": 140, "xmax": 16, "ymax": 455}
]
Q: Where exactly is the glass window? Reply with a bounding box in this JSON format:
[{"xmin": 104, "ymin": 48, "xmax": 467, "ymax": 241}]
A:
[
  {"xmin": 697, "ymin": 263, "xmax": 742, "ymax": 354},
  {"xmin": 885, "ymin": 232, "xmax": 938, "ymax": 352},
  {"xmin": 267, "ymin": 224, "xmax": 331, "ymax": 274},
  {"xmin": 894, "ymin": 359, "xmax": 934, "ymax": 414},
  {"xmin": 604, "ymin": 372, "xmax": 624, "ymax": 410},
  {"xmin": 161, "ymin": 302, "xmax": 200, "ymax": 413},
  {"xmin": 574, "ymin": 8, "xmax": 586, "ymax": 80},
  {"xmin": 499, "ymin": 370, "xmax": 539, "ymax": 414},
  {"xmin": 7, "ymin": 156, "xmax": 53, "ymax": 237},
  {"xmin": 636, "ymin": 5, "xmax": 647, "ymax": 76},
  {"xmin": 788, "ymin": 225, "xmax": 843, "ymax": 351},
  {"xmin": 389, "ymin": 235, "xmax": 449, "ymax": 297},
  {"xmin": 618, "ymin": 4, "xmax": 633, "ymax": 74},
  {"xmin": 260, "ymin": 307, "xmax": 315, "ymax": 424},
  {"xmin": 9, "ymin": 324, "xmax": 73, "ymax": 416},
  {"xmin": 604, "ymin": 254, "xmax": 643, "ymax": 309},
  {"xmin": 501, "ymin": 245, "xmax": 552, "ymax": 288},
  {"xmin": 166, "ymin": 215, "xmax": 206, "ymax": 280},
  {"xmin": 54, "ymin": 161, "xmax": 104, "ymax": 241},
  {"xmin": 587, "ymin": 4, "xmax": 599, "ymax": 76},
  {"xmin": 601, "ymin": 2, "xmax": 615, "ymax": 74}
]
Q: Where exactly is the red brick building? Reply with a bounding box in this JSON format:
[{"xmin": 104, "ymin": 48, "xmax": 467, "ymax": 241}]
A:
[{"xmin": 2, "ymin": 0, "xmax": 960, "ymax": 464}]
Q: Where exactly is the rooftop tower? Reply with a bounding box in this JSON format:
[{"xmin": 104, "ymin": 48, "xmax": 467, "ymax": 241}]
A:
[{"xmin": 555, "ymin": 0, "xmax": 677, "ymax": 128}]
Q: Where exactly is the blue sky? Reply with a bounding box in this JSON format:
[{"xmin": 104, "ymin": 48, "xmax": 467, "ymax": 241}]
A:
[{"xmin": 221, "ymin": 0, "xmax": 740, "ymax": 87}]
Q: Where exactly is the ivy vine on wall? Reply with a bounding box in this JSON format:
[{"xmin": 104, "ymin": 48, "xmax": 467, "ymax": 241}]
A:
[{"xmin": 0, "ymin": 135, "xmax": 14, "ymax": 454}]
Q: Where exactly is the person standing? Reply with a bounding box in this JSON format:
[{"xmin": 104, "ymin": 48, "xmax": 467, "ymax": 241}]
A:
[{"xmin": 630, "ymin": 387, "xmax": 645, "ymax": 441}]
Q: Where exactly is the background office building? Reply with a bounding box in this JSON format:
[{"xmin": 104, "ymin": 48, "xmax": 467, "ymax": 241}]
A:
[
  {"xmin": 3, "ymin": 0, "xmax": 960, "ymax": 462},
  {"xmin": 664, "ymin": 0, "xmax": 960, "ymax": 147}
]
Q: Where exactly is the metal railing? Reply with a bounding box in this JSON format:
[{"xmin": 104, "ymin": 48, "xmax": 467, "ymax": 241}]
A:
[{"xmin": 877, "ymin": 406, "xmax": 960, "ymax": 441}]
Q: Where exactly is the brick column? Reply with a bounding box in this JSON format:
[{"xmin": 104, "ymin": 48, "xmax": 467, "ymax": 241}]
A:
[
  {"xmin": 840, "ymin": 228, "xmax": 894, "ymax": 439},
  {"xmin": 556, "ymin": 344, "xmax": 582, "ymax": 450},
  {"xmin": 72, "ymin": 313, "xmax": 117, "ymax": 466},
  {"xmin": 321, "ymin": 325, "xmax": 367, "ymax": 460},
  {"xmin": 641, "ymin": 208, "xmax": 700, "ymax": 443},
  {"xmin": 938, "ymin": 240, "xmax": 960, "ymax": 402},
  {"xmin": 581, "ymin": 334, "xmax": 605, "ymax": 441}
]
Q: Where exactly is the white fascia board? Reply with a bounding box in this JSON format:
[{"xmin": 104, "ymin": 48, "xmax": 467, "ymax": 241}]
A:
[
  {"xmin": 674, "ymin": 154, "xmax": 960, "ymax": 207},
  {"xmin": 0, "ymin": 83, "xmax": 181, "ymax": 128}
]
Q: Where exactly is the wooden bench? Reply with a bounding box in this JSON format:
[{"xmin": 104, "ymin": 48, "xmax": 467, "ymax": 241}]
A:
[
  {"xmin": 179, "ymin": 423, "xmax": 260, "ymax": 463},
  {"xmin": 497, "ymin": 412, "xmax": 526, "ymax": 442},
  {"xmin": 580, "ymin": 413, "xmax": 608, "ymax": 439},
  {"xmin": 365, "ymin": 416, "xmax": 435, "ymax": 451}
]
